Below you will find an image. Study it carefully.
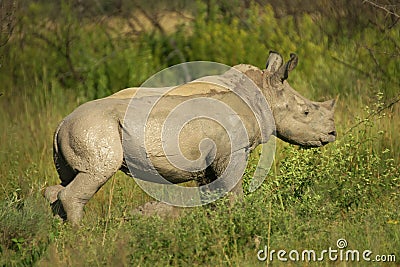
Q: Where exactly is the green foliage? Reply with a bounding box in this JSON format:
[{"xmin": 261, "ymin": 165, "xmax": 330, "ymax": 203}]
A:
[
  {"xmin": 263, "ymin": 133, "xmax": 399, "ymax": 216},
  {"xmin": 0, "ymin": 192, "xmax": 54, "ymax": 266},
  {"xmin": 0, "ymin": 1, "xmax": 399, "ymax": 266}
]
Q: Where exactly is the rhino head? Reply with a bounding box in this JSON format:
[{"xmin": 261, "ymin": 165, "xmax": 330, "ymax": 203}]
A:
[
  {"xmin": 264, "ymin": 51, "xmax": 336, "ymax": 147},
  {"xmin": 237, "ymin": 51, "xmax": 336, "ymax": 147}
]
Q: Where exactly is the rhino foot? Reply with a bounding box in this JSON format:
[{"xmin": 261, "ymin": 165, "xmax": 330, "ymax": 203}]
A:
[
  {"xmin": 43, "ymin": 184, "xmax": 65, "ymax": 204},
  {"xmin": 43, "ymin": 185, "xmax": 68, "ymax": 221},
  {"xmin": 57, "ymin": 189, "xmax": 85, "ymax": 226},
  {"xmin": 50, "ymin": 199, "xmax": 67, "ymax": 221}
]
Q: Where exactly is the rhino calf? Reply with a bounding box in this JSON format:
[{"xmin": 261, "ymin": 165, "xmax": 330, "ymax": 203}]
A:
[{"xmin": 44, "ymin": 51, "xmax": 336, "ymax": 225}]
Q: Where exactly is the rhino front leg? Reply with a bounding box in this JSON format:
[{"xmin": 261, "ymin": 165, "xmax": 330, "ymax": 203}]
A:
[
  {"xmin": 202, "ymin": 153, "xmax": 246, "ymax": 204},
  {"xmin": 229, "ymin": 178, "xmax": 244, "ymax": 199}
]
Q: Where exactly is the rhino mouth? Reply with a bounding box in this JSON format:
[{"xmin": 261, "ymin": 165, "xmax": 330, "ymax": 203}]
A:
[
  {"xmin": 320, "ymin": 141, "xmax": 330, "ymax": 146},
  {"xmin": 275, "ymin": 130, "xmax": 336, "ymax": 148},
  {"xmin": 303, "ymin": 140, "xmax": 325, "ymax": 148},
  {"xmin": 301, "ymin": 140, "xmax": 329, "ymax": 148},
  {"xmin": 316, "ymin": 131, "xmax": 336, "ymax": 147},
  {"xmin": 299, "ymin": 133, "xmax": 337, "ymax": 148}
]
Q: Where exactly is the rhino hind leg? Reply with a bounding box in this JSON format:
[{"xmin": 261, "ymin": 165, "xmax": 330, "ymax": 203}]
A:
[
  {"xmin": 50, "ymin": 140, "xmax": 122, "ymax": 225},
  {"xmin": 57, "ymin": 171, "xmax": 115, "ymax": 225}
]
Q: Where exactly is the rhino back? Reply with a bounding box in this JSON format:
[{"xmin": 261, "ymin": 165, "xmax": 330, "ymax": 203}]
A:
[
  {"xmin": 122, "ymin": 83, "xmax": 260, "ymax": 183},
  {"xmin": 56, "ymin": 81, "xmax": 266, "ymax": 183}
]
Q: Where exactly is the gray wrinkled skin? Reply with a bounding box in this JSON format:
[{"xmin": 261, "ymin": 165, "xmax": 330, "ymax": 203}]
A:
[{"xmin": 44, "ymin": 52, "xmax": 336, "ymax": 225}]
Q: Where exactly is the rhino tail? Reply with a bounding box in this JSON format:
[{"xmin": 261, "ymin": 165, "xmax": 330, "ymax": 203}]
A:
[
  {"xmin": 53, "ymin": 120, "xmax": 64, "ymax": 164},
  {"xmin": 52, "ymin": 120, "xmax": 77, "ymax": 185},
  {"xmin": 42, "ymin": 121, "xmax": 67, "ymax": 202}
]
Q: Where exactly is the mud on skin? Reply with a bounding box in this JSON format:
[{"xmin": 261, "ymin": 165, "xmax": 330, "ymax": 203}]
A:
[{"xmin": 44, "ymin": 51, "xmax": 336, "ymax": 225}]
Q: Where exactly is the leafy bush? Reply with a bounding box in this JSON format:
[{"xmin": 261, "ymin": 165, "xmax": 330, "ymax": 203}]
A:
[
  {"xmin": 0, "ymin": 1, "xmax": 399, "ymax": 265},
  {"xmin": 0, "ymin": 192, "xmax": 54, "ymax": 266}
]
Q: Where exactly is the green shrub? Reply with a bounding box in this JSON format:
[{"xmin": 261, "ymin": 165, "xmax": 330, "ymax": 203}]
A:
[{"xmin": 0, "ymin": 1, "xmax": 398, "ymax": 265}]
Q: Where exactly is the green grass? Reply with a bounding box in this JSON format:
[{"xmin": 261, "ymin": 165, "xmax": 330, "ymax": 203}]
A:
[
  {"xmin": 1, "ymin": 65, "xmax": 399, "ymax": 267},
  {"xmin": 0, "ymin": 1, "xmax": 399, "ymax": 266},
  {"xmin": 0, "ymin": 84, "xmax": 400, "ymax": 266}
]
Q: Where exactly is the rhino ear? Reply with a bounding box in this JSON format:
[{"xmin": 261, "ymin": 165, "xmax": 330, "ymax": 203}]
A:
[
  {"xmin": 322, "ymin": 99, "xmax": 336, "ymax": 111},
  {"xmin": 265, "ymin": 51, "xmax": 284, "ymax": 73},
  {"xmin": 286, "ymin": 53, "xmax": 298, "ymax": 73},
  {"xmin": 276, "ymin": 53, "xmax": 298, "ymax": 83}
]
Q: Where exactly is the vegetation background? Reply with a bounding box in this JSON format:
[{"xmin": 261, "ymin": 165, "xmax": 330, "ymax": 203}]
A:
[{"xmin": 0, "ymin": 0, "xmax": 399, "ymax": 266}]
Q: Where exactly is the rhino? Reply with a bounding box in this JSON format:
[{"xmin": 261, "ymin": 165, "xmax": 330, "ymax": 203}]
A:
[{"xmin": 44, "ymin": 51, "xmax": 336, "ymax": 225}]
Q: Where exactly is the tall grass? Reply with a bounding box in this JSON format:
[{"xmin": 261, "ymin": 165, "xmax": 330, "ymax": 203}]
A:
[{"xmin": 0, "ymin": 1, "xmax": 399, "ymax": 266}]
